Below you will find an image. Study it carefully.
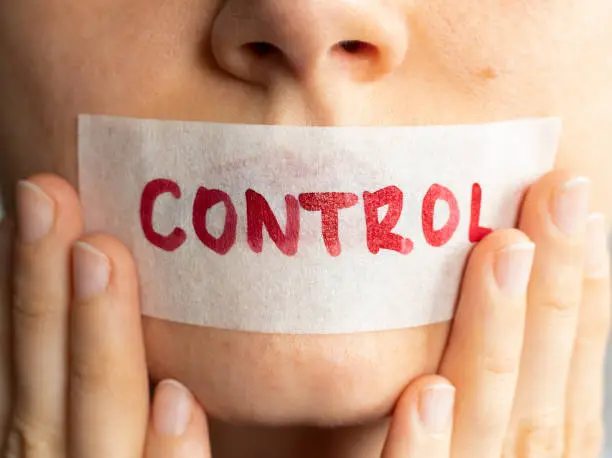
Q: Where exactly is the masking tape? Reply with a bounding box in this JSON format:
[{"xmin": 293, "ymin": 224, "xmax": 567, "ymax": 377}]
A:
[{"xmin": 78, "ymin": 115, "xmax": 561, "ymax": 334}]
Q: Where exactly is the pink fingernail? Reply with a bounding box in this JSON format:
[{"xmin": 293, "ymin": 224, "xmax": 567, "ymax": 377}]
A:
[
  {"xmin": 551, "ymin": 177, "xmax": 590, "ymax": 237},
  {"xmin": 16, "ymin": 181, "xmax": 55, "ymax": 244},
  {"xmin": 72, "ymin": 242, "xmax": 111, "ymax": 301},
  {"xmin": 153, "ymin": 380, "xmax": 192, "ymax": 437},
  {"xmin": 494, "ymin": 242, "xmax": 535, "ymax": 296},
  {"xmin": 585, "ymin": 213, "xmax": 610, "ymax": 279},
  {"xmin": 418, "ymin": 384, "xmax": 455, "ymax": 435}
]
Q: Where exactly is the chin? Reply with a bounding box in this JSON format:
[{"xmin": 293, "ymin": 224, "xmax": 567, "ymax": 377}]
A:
[{"xmin": 143, "ymin": 317, "xmax": 450, "ymax": 426}]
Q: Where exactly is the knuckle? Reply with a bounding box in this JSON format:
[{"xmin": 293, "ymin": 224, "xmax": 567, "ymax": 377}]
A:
[
  {"xmin": 5, "ymin": 420, "xmax": 63, "ymax": 457},
  {"xmin": 3, "ymin": 429, "xmax": 24, "ymax": 458},
  {"xmin": 512, "ymin": 417, "xmax": 564, "ymax": 458},
  {"xmin": 482, "ymin": 354, "xmax": 520, "ymax": 376},
  {"xmin": 12, "ymin": 272, "xmax": 65, "ymax": 325},
  {"xmin": 70, "ymin": 356, "xmax": 114, "ymax": 395},
  {"xmin": 539, "ymin": 293, "xmax": 581, "ymax": 313},
  {"xmin": 536, "ymin": 269, "xmax": 582, "ymax": 313},
  {"xmin": 565, "ymin": 420, "xmax": 604, "ymax": 458},
  {"xmin": 575, "ymin": 321, "xmax": 611, "ymax": 348},
  {"xmin": 11, "ymin": 291, "xmax": 58, "ymax": 323}
]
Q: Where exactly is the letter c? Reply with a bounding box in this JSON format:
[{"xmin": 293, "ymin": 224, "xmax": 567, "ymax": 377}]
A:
[{"xmin": 140, "ymin": 179, "xmax": 187, "ymax": 252}]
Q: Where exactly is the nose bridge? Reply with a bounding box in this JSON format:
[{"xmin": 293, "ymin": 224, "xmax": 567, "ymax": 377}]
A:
[
  {"xmin": 211, "ymin": 0, "xmax": 410, "ymax": 85},
  {"xmin": 253, "ymin": 1, "xmax": 337, "ymax": 71}
]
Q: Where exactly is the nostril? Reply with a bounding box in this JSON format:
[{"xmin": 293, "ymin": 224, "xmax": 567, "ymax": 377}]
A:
[
  {"xmin": 330, "ymin": 40, "xmax": 389, "ymax": 82},
  {"xmin": 244, "ymin": 41, "xmax": 281, "ymax": 58},
  {"xmin": 336, "ymin": 40, "xmax": 376, "ymax": 55}
]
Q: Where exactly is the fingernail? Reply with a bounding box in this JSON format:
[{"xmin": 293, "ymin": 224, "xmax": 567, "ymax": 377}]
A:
[
  {"xmin": 551, "ymin": 177, "xmax": 590, "ymax": 237},
  {"xmin": 418, "ymin": 384, "xmax": 455, "ymax": 435},
  {"xmin": 153, "ymin": 380, "xmax": 193, "ymax": 437},
  {"xmin": 72, "ymin": 242, "xmax": 111, "ymax": 301},
  {"xmin": 16, "ymin": 181, "xmax": 54, "ymax": 244},
  {"xmin": 585, "ymin": 213, "xmax": 610, "ymax": 279},
  {"xmin": 494, "ymin": 241, "xmax": 535, "ymax": 296}
]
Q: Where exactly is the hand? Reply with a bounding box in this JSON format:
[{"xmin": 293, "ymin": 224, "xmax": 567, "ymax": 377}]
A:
[
  {"xmin": 380, "ymin": 170, "xmax": 610, "ymax": 457},
  {"xmin": 0, "ymin": 174, "xmax": 212, "ymax": 457}
]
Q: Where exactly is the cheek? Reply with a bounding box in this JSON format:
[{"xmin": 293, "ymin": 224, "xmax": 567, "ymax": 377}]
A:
[
  {"xmin": 415, "ymin": 2, "xmax": 612, "ymax": 219},
  {"xmin": 142, "ymin": 317, "xmax": 450, "ymax": 425},
  {"xmin": 414, "ymin": 1, "xmax": 609, "ymax": 102}
]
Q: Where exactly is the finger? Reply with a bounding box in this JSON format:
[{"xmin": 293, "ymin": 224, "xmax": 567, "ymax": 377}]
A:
[
  {"xmin": 69, "ymin": 235, "xmax": 149, "ymax": 458},
  {"xmin": 439, "ymin": 229, "xmax": 533, "ymax": 458},
  {"xmin": 564, "ymin": 214, "xmax": 610, "ymax": 458},
  {"xmin": 505, "ymin": 171, "xmax": 590, "ymax": 455},
  {"xmin": 381, "ymin": 375, "xmax": 454, "ymax": 458},
  {"xmin": 7, "ymin": 175, "xmax": 83, "ymax": 456},
  {"xmin": 144, "ymin": 380, "xmax": 212, "ymax": 458},
  {"xmin": 0, "ymin": 216, "xmax": 14, "ymax": 442}
]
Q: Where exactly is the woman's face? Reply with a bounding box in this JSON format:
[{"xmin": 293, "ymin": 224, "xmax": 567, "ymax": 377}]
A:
[{"xmin": 1, "ymin": 0, "xmax": 611, "ymax": 426}]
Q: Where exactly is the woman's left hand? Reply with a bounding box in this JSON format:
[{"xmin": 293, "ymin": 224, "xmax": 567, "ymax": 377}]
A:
[{"xmin": 381, "ymin": 170, "xmax": 611, "ymax": 458}]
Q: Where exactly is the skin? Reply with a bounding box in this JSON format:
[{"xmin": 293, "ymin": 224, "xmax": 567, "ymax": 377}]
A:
[{"xmin": 0, "ymin": 0, "xmax": 611, "ymax": 456}]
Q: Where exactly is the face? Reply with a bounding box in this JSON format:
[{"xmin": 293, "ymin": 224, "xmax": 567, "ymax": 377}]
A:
[{"xmin": 1, "ymin": 0, "xmax": 611, "ymax": 426}]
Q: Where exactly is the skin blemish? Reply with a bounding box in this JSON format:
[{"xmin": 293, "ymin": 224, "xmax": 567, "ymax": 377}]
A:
[{"xmin": 477, "ymin": 66, "xmax": 499, "ymax": 80}]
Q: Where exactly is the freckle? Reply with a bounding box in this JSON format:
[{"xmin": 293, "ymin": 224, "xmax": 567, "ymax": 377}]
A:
[{"xmin": 478, "ymin": 66, "xmax": 499, "ymax": 80}]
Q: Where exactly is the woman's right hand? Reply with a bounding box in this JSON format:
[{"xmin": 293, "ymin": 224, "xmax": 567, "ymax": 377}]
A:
[{"xmin": 0, "ymin": 174, "xmax": 212, "ymax": 457}]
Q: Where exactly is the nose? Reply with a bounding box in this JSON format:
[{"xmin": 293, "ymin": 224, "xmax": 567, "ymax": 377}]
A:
[{"xmin": 211, "ymin": 0, "xmax": 410, "ymax": 86}]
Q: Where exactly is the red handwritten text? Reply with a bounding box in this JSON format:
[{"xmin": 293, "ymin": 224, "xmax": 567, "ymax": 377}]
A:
[{"xmin": 140, "ymin": 180, "xmax": 493, "ymax": 256}]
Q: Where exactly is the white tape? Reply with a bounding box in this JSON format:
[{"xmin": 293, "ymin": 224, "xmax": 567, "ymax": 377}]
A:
[{"xmin": 78, "ymin": 115, "xmax": 561, "ymax": 334}]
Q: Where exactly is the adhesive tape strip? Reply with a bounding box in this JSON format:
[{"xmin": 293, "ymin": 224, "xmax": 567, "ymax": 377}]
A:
[{"xmin": 78, "ymin": 115, "xmax": 561, "ymax": 334}]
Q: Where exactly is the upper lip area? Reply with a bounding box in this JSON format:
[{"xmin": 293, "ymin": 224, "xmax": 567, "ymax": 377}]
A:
[{"xmin": 205, "ymin": 124, "xmax": 384, "ymax": 188}]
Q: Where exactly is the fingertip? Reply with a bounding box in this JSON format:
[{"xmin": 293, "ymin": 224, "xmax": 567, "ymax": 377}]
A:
[
  {"xmin": 147, "ymin": 379, "xmax": 211, "ymax": 458},
  {"xmin": 183, "ymin": 388, "xmax": 211, "ymax": 454},
  {"xmin": 466, "ymin": 229, "xmax": 533, "ymax": 277},
  {"xmin": 383, "ymin": 375, "xmax": 454, "ymax": 457},
  {"xmin": 73, "ymin": 233, "xmax": 138, "ymax": 299},
  {"xmin": 456, "ymin": 229, "xmax": 533, "ymax": 337},
  {"xmin": 520, "ymin": 169, "xmax": 592, "ymax": 238},
  {"xmin": 524, "ymin": 169, "xmax": 578, "ymax": 200},
  {"xmin": 398, "ymin": 375, "xmax": 455, "ymax": 428},
  {"xmin": 24, "ymin": 173, "xmax": 77, "ymax": 196},
  {"xmin": 477, "ymin": 228, "xmax": 532, "ymax": 251},
  {"xmin": 76, "ymin": 233, "xmax": 135, "ymax": 270},
  {"xmin": 395, "ymin": 375, "xmax": 454, "ymax": 412},
  {"xmin": 24, "ymin": 173, "xmax": 81, "ymax": 221},
  {"xmin": 22, "ymin": 173, "xmax": 83, "ymax": 236},
  {"xmin": 152, "ymin": 380, "xmax": 194, "ymax": 437},
  {"xmin": 394, "ymin": 374, "xmax": 455, "ymax": 432}
]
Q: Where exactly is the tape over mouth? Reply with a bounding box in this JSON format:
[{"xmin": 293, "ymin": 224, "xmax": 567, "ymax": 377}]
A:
[{"xmin": 78, "ymin": 115, "xmax": 562, "ymax": 334}]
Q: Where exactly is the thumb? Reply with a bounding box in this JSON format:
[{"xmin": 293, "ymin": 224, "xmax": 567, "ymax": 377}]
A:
[
  {"xmin": 381, "ymin": 375, "xmax": 454, "ymax": 458},
  {"xmin": 144, "ymin": 380, "xmax": 211, "ymax": 458}
]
